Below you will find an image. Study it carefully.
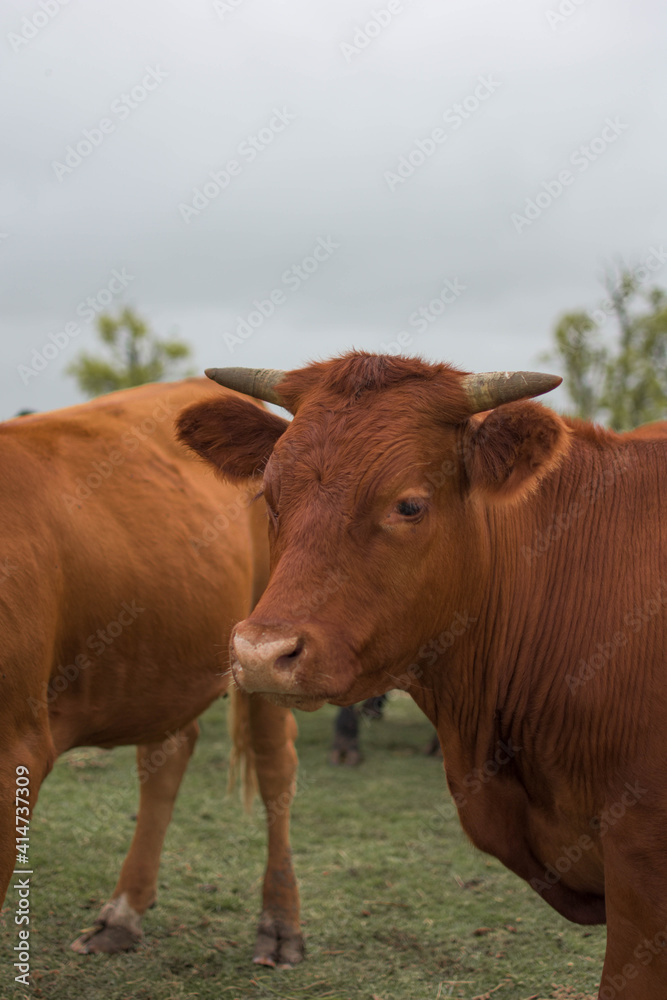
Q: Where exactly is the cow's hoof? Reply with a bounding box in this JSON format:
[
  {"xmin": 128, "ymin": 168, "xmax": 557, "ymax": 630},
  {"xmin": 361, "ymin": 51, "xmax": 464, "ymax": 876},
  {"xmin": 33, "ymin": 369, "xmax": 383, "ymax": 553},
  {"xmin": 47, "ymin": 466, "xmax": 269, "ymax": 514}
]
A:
[
  {"xmin": 71, "ymin": 894, "xmax": 144, "ymax": 954},
  {"xmin": 252, "ymin": 916, "xmax": 305, "ymax": 968},
  {"xmin": 71, "ymin": 921, "xmax": 142, "ymax": 954}
]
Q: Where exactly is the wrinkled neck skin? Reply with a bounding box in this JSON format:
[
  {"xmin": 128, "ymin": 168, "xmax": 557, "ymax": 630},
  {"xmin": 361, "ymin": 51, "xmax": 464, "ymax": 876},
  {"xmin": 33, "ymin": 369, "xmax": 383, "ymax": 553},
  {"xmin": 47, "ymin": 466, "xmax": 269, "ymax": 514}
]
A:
[{"xmin": 406, "ymin": 431, "xmax": 664, "ymax": 815}]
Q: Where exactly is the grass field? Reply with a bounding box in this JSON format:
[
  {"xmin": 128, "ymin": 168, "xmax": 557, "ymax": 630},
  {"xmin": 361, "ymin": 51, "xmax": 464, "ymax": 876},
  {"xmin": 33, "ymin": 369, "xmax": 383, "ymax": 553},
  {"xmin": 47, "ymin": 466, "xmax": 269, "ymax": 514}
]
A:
[{"xmin": 1, "ymin": 695, "xmax": 604, "ymax": 1000}]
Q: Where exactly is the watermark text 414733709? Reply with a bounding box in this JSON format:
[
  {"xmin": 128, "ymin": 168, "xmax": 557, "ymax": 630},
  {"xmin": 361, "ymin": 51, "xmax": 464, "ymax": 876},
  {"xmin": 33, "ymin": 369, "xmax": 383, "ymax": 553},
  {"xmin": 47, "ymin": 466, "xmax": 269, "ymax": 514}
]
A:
[
  {"xmin": 14, "ymin": 766, "xmax": 32, "ymax": 987},
  {"xmin": 14, "ymin": 767, "xmax": 30, "ymax": 869}
]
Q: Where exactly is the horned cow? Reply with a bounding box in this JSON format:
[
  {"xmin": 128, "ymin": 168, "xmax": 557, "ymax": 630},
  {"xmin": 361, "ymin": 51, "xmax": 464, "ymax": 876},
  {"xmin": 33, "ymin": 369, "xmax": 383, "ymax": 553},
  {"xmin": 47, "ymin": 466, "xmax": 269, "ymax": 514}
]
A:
[{"xmin": 178, "ymin": 353, "xmax": 667, "ymax": 997}]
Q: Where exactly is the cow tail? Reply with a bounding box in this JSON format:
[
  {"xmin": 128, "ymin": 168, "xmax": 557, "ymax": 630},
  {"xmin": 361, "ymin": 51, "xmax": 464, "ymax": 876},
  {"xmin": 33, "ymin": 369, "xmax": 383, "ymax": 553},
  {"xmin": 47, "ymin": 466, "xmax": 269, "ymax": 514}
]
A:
[{"xmin": 228, "ymin": 685, "xmax": 258, "ymax": 812}]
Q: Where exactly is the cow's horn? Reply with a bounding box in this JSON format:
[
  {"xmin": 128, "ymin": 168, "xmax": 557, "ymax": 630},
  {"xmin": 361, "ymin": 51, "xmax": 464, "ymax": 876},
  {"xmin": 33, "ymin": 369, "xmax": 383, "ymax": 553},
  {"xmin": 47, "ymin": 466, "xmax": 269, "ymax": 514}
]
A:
[
  {"xmin": 205, "ymin": 367, "xmax": 287, "ymax": 405},
  {"xmin": 461, "ymin": 370, "xmax": 562, "ymax": 413}
]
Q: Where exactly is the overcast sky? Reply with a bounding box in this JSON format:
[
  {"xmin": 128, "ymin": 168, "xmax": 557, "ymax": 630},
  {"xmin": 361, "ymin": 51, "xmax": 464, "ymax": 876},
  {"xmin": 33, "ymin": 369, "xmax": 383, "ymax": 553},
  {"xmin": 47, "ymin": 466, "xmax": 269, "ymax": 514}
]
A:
[{"xmin": 1, "ymin": 0, "xmax": 665, "ymax": 419}]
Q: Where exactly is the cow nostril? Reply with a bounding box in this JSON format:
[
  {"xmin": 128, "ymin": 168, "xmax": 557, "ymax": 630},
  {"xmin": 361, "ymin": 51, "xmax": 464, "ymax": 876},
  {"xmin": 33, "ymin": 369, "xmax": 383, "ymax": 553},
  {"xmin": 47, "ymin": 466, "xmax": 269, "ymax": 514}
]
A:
[{"xmin": 275, "ymin": 638, "xmax": 304, "ymax": 671}]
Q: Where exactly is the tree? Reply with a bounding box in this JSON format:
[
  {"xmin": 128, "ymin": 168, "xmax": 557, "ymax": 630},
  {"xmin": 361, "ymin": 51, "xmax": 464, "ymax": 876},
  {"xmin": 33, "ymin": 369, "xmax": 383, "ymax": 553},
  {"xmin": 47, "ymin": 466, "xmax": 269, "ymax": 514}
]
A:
[
  {"xmin": 545, "ymin": 268, "xmax": 667, "ymax": 430},
  {"xmin": 67, "ymin": 307, "xmax": 193, "ymax": 398}
]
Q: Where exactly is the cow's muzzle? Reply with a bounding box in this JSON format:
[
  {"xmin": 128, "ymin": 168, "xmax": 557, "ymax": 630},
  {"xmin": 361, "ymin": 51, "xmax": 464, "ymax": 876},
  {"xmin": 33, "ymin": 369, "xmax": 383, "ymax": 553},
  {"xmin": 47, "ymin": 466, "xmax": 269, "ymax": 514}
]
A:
[
  {"xmin": 230, "ymin": 620, "xmax": 321, "ymax": 700},
  {"xmin": 232, "ymin": 625, "xmax": 303, "ymax": 687},
  {"xmin": 230, "ymin": 619, "xmax": 359, "ymax": 710}
]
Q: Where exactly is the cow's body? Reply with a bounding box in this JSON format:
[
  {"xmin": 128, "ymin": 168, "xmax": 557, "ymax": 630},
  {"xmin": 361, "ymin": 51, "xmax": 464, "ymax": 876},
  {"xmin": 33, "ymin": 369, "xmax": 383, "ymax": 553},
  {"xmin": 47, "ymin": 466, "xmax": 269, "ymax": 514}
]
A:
[
  {"xmin": 0, "ymin": 379, "xmax": 303, "ymax": 966},
  {"xmin": 178, "ymin": 354, "xmax": 667, "ymax": 997}
]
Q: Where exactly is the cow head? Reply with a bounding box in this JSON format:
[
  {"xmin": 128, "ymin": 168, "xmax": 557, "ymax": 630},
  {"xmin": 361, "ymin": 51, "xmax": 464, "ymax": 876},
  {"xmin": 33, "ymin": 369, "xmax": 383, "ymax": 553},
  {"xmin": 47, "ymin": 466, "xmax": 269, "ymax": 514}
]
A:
[{"xmin": 177, "ymin": 353, "xmax": 565, "ymax": 710}]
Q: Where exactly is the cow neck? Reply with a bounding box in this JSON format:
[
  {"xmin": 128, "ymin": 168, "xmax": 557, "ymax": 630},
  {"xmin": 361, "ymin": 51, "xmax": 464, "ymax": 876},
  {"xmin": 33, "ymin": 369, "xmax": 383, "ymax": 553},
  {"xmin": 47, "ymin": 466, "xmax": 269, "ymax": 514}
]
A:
[{"xmin": 409, "ymin": 430, "xmax": 658, "ymax": 793}]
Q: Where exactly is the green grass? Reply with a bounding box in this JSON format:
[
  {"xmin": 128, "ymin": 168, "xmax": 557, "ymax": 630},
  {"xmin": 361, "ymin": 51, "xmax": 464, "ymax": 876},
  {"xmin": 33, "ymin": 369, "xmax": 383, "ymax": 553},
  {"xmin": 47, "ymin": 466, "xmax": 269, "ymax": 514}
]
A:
[{"xmin": 0, "ymin": 696, "xmax": 604, "ymax": 1000}]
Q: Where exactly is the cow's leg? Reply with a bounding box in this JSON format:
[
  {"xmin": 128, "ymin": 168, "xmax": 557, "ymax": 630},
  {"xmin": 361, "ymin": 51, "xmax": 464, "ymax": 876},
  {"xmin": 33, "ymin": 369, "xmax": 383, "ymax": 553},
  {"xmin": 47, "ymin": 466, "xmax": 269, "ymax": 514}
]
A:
[
  {"xmin": 329, "ymin": 705, "xmax": 361, "ymax": 766},
  {"xmin": 71, "ymin": 721, "xmax": 198, "ymax": 954},
  {"xmin": 600, "ymin": 809, "xmax": 667, "ymax": 998},
  {"xmin": 247, "ymin": 694, "xmax": 304, "ymax": 968},
  {"xmin": 0, "ymin": 732, "xmax": 54, "ymax": 909}
]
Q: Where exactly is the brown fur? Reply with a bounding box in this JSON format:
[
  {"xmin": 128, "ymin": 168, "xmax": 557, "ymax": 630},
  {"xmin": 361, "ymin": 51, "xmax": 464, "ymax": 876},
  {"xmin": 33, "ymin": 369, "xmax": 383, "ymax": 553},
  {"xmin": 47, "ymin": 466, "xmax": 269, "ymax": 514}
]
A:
[
  {"xmin": 180, "ymin": 352, "xmax": 667, "ymax": 996},
  {"xmin": 276, "ymin": 351, "xmax": 472, "ymax": 422}
]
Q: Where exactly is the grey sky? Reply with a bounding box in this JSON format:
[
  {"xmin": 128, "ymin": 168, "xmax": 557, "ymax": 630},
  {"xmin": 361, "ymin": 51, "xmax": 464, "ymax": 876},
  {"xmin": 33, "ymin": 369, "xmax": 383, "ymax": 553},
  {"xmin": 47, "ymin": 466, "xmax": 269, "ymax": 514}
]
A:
[{"xmin": 1, "ymin": 0, "xmax": 665, "ymax": 419}]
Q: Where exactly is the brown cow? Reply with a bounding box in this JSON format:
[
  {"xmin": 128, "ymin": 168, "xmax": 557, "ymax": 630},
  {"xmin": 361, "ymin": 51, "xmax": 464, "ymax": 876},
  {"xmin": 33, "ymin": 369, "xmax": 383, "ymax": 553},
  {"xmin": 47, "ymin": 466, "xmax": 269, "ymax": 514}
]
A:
[
  {"xmin": 0, "ymin": 379, "xmax": 303, "ymax": 967},
  {"xmin": 178, "ymin": 353, "xmax": 667, "ymax": 998}
]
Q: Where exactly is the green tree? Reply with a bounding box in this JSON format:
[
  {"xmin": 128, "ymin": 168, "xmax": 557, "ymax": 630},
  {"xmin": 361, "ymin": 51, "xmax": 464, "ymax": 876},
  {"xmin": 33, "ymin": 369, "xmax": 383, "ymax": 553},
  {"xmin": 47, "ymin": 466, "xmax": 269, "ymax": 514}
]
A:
[
  {"xmin": 67, "ymin": 307, "xmax": 193, "ymax": 398},
  {"xmin": 546, "ymin": 269, "xmax": 667, "ymax": 430}
]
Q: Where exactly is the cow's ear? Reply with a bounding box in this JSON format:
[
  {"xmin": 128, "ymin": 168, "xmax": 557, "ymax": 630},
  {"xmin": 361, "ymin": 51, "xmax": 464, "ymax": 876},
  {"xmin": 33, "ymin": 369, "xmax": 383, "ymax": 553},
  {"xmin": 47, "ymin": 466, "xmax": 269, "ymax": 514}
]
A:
[
  {"xmin": 463, "ymin": 401, "xmax": 568, "ymax": 504},
  {"xmin": 177, "ymin": 395, "xmax": 289, "ymax": 481}
]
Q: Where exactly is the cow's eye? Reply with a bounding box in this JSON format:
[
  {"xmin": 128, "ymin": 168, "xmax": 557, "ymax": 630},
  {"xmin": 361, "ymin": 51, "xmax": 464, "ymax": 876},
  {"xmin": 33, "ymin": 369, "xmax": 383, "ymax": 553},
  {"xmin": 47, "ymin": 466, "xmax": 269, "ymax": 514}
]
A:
[{"xmin": 394, "ymin": 498, "xmax": 426, "ymax": 519}]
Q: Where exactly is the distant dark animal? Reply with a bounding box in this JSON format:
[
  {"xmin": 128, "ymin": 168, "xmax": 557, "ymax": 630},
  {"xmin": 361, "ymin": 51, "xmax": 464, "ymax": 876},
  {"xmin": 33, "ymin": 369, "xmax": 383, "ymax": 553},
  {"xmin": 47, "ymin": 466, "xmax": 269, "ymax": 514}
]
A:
[{"xmin": 329, "ymin": 696, "xmax": 387, "ymax": 765}]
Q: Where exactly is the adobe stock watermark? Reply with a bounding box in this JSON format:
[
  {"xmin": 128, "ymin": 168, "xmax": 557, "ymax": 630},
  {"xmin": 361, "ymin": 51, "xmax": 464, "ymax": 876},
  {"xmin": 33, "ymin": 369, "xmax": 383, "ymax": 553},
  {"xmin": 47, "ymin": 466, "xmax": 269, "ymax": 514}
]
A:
[
  {"xmin": 13, "ymin": 766, "xmax": 32, "ymax": 987},
  {"xmin": 7, "ymin": 0, "xmax": 72, "ymax": 54},
  {"xmin": 0, "ymin": 558, "xmax": 18, "ymax": 586},
  {"xmin": 223, "ymin": 236, "xmax": 340, "ymax": 353},
  {"xmin": 226, "ymin": 767, "xmax": 316, "ymax": 862},
  {"xmin": 511, "ymin": 116, "xmax": 628, "ymax": 234},
  {"xmin": 77, "ymin": 732, "xmax": 190, "ymax": 837},
  {"xmin": 412, "ymin": 738, "xmax": 521, "ymax": 846},
  {"xmin": 389, "ymin": 610, "xmax": 478, "ymax": 693},
  {"xmin": 521, "ymin": 450, "xmax": 637, "ymax": 565},
  {"xmin": 603, "ymin": 924, "xmax": 667, "ymax": 1000},
  {"xmin": 265, "ymin": 767, "xmax": 317, "ymax": 828},
  {"xmin": 545, "ymin": 0, "xmax": 588, "ymax": 30},
  {"xmin": 449, "ymin": 739, "xmax": 521, "ymax": 811},
  {"xmin": 537, "ymin": 248, "xmax": 667, "ymax": 390},
  {"xmin": 17, "ymin": 266, "xmax": 135, "ymax": 385},
  {"xmin": 61, "ymin": 399, "xmax": 177, "ymax": 512},
  {"xmin": 529, "ymin": 780, "xmax": 648, "ymax": 897},
  {"xmin": 384, "ymin": 75, "xmax": 501, "ymax": 191},
  {"xmin": 590, "ymin": 246, "xmax": 667, "ymax": 324},
  {"xmin": 81, "ymin": 731, "xmax": 190, "ymax": 834},
  {"xmin": 27, "ymin": 601, "xmax": 145, "ymax": 716},
  {"xmin": 179, "ymin": 107, "xmax": 296, "ymax": 224},
  {"xmin": 379, "ymin": 276, "xmax": 466, "ymax": 354},
  {"xmin": 212, "ymin": 0, "xmax": 247, "ymax": 18},
  {"xmin": 137, "ymin": 731, "xmax": 190, "ymax": 785},
  {"xmin": 565, "ymin": 578, "xmax": 667, "ymax": 694},
  {"xmin": 190, "ymin": 492, "xmax": 253, "ymax": 553},
  {"xmin": 339, "ymin": 0, "xmax": 413, "ymax": 64},
  {"xmin": 292, "ymin": 568, "xmax": 351, "ymax": 621},
  {"xmin": 51, "ymin": 66, "xmax": 168, "ymax": 181}
]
